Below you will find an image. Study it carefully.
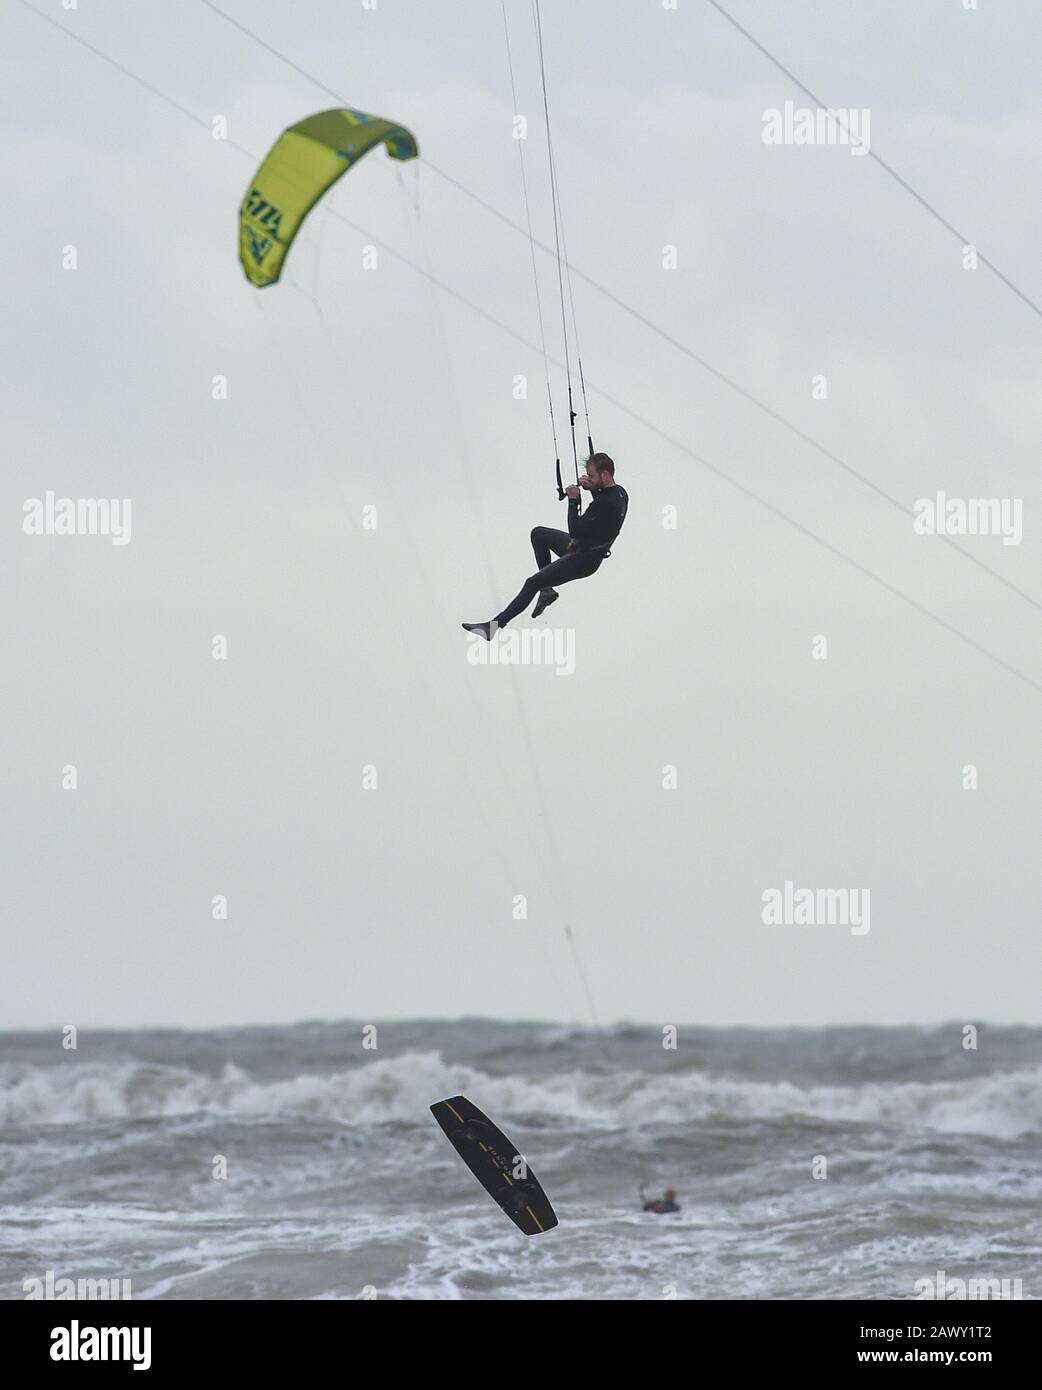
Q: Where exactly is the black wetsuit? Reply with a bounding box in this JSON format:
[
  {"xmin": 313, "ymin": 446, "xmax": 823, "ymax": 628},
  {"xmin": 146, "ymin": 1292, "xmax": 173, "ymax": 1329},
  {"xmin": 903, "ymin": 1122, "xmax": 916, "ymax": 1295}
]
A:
[{"xmin": 494, "ymin": 484, "xmax": 629, "ymax": 627}]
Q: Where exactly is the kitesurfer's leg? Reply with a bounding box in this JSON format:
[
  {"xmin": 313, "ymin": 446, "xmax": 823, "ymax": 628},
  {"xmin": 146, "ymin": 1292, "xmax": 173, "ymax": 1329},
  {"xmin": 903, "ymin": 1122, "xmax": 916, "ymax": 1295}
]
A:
[
  {"xmin": 529, "ymin": 528, "xmax": 573, "ymax": 616},
  {"xmin": 462, "ymin": 530, "xmax": 594, "ymax": 639},
  {"xmin": 530, "ymin": 527, "xmax": 572, "ymax": 568},
  {"xmin": 494, "ymin": 549, "xmax": 602, "ymax": 628}
]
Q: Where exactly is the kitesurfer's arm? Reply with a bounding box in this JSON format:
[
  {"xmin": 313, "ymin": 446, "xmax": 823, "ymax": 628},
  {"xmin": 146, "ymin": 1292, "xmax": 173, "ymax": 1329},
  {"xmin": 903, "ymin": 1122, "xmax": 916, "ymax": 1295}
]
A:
[{"xmin": 564, "ymin": 484, "xmax": 584, "ymax": 546}]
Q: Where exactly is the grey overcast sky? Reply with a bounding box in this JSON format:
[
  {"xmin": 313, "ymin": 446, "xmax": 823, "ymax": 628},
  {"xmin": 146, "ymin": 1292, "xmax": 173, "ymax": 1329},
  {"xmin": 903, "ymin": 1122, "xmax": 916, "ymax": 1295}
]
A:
[{"xmin": 2, "ymin": 0, "xmax": 1040, "ymax": 1030}]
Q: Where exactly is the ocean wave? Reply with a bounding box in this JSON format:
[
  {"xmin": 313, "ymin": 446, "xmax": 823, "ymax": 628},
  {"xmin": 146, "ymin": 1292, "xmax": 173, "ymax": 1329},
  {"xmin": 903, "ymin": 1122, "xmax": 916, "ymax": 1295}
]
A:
[{"xmin": 2, "ymin": 1052, "xmax": 1040, "ymax": 1138}]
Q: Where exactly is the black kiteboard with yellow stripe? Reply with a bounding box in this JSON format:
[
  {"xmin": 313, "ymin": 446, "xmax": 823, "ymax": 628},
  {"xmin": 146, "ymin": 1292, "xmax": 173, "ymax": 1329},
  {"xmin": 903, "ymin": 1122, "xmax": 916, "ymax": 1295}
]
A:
[{"xmin": 430, "ymin": 1095, "xmax": 558, "ymax": 1236}]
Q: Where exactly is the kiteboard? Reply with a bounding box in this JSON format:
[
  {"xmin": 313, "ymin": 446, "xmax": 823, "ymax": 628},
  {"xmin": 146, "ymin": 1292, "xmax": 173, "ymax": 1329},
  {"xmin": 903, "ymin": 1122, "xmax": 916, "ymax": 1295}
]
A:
[{"xmin": 430, "ymin": 1094, "xmax": 558, "ymax": 1236}]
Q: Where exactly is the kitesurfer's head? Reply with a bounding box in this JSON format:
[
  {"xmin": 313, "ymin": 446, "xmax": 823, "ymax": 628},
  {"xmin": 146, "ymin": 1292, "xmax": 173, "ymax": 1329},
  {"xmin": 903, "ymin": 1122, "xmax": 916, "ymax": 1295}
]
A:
[
  {"xmin": 664, "ymin": 1188, "xmax": 676, "ymax": 1202},
  {"xmin": 584, "ymin": 452, "xmax": 616, "ymax": 489}
]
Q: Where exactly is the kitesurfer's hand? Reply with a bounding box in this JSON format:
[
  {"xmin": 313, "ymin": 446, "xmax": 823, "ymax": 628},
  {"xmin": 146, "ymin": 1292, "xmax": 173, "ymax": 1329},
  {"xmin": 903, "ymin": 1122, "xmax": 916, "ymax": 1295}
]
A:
[{"xmin": 565, "ymin": 484, "xmax": 581, "ymax": 500}]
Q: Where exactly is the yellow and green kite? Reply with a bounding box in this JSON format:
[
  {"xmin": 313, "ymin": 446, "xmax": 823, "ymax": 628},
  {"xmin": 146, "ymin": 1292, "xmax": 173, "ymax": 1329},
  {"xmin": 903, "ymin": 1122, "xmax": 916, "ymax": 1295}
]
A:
[{"xmin": 239, "ymin": 107, "xmax": 418, "ymax": 288}]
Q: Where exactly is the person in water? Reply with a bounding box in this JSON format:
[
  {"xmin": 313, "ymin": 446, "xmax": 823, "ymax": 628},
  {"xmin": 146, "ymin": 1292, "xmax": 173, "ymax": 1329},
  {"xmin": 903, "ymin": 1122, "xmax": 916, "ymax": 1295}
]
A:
[
  {"xmin": 463, "ymin": 452, "xmax": 628, "ymax": 639},
  {"xmin": 642, "ymin": 1188, "xmax": 680, "ymax": 1214}
]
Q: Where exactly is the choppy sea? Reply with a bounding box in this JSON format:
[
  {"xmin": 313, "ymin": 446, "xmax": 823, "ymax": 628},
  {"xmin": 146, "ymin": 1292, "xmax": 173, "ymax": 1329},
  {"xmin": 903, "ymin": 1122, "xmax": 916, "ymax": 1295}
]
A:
[{"xmin": 1, "ymin": 1020, "xmax": 1039, "ymax": 1300}]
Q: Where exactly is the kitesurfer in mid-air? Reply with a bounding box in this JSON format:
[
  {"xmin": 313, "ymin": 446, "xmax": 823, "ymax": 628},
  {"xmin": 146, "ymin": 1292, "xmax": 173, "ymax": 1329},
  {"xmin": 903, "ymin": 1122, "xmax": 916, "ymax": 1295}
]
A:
[
  {"xmin": 462, "ymin": 453, "xmax": 628, "ymax": 639},
  {"xmin": 641, "ymin": 1187, "xmax": 680, "ymax": 1214}
]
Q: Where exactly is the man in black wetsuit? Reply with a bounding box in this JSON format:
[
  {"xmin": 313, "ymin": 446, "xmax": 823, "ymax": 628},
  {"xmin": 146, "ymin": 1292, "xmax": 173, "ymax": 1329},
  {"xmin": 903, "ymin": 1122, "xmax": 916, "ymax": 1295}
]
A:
[
  {"xmin": 642, "ymin": 1188, "xmax": 680, "ymax": 1214},
  {"xmin": 463, "ymin": 452, "xmax": 628, "ymax": 639}
]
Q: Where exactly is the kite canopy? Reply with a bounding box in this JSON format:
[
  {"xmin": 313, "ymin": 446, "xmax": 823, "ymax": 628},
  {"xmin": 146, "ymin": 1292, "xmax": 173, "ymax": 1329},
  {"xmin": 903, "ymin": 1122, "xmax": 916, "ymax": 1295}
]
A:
[{"xmin": 238, "ymin": 107, "xmax": 419, "ymax": 288}]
